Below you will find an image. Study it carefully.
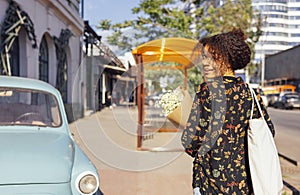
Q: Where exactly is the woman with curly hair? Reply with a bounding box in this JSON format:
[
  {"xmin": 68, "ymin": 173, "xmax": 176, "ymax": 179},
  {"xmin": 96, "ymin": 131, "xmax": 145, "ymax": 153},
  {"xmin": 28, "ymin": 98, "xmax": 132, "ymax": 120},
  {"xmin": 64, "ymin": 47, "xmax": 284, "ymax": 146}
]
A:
[{"xmin": 181, "ymin": 29, "xmax": 275, "ymax": 194}]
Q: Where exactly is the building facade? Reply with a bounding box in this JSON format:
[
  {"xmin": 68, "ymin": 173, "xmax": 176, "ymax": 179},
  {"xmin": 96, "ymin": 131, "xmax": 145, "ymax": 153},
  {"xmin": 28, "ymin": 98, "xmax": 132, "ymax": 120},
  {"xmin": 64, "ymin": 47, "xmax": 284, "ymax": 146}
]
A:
[
  {"xmin": 265, "ymin": 44, "xmax": 300, "ymax": 91},
  {"xmin": 252, "ymin": 0, "xmax": 300, "ymax": 63},
  {"xmin": 83, "ymin": 21, "xmax": 136, "ymax": 112},
  {"xmin": 0, "ymin": 0, "xmax": 84, "ymax": 121}
]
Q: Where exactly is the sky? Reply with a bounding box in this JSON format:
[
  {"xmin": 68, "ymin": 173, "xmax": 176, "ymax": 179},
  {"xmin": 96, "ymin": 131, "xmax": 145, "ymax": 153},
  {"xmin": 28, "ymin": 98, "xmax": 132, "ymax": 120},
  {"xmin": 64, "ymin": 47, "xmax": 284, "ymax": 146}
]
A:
[
  {"xmin": 83, "ymin": 0, "xmax": 140, "ymax": 29},
  {"xmin": 83, "ymin": 0, "xmax": 141, "ymax": 54}
]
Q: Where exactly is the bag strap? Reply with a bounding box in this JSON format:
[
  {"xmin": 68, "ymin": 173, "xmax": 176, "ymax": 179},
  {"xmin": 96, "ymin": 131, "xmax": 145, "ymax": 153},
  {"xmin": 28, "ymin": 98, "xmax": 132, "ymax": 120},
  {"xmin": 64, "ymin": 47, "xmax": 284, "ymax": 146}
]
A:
[{"xmin": 249, "ymin": 87, "xmax": 264, "ymax": 120}]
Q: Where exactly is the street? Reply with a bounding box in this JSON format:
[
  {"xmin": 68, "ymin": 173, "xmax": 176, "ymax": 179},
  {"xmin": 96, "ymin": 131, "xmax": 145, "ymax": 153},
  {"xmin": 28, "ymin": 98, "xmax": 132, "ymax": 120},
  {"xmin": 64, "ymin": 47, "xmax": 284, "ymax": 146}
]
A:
[
  {"xmin": 268, "ymin": 107, "xmax": 300, "ymax": 134},
  {"xmin": 267, "ymin": 107, "xmax": 300, "ymax": 192},
  {"xmin": 268, "ymin": 107, "xmax": 300, "ymax": 163}
]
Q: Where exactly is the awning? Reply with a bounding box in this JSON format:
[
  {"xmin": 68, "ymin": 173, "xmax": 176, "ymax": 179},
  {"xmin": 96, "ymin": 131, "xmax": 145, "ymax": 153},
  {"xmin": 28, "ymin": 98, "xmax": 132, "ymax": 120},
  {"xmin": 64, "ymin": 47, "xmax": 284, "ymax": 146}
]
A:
[
  {"xmin": 102, "ymin": 64, "xmax": 127, "ymax": 75},
  {"xmin": 103, "ymin": 65, "xmax": 126, "ymax": 72},
  {"xmin": 131, "ymin": 37, "xmax": 199, "ymax": 69}
]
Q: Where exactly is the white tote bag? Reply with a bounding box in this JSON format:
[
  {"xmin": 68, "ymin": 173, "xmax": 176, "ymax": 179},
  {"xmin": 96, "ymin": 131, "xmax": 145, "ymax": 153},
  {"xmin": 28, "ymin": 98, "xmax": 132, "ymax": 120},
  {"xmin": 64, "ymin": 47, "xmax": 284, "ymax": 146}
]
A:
[{"xmin": 248, "ymin": 87, "xmax": 283, "ymax": 195}]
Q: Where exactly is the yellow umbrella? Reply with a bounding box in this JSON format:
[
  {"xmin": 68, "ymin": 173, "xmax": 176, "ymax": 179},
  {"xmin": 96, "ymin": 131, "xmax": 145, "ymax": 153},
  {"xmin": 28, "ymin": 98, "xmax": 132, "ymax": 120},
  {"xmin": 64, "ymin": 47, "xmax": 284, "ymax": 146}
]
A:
[{"xmin": 132, "ymin": 37, "xmax": 199, "ymax": 69}]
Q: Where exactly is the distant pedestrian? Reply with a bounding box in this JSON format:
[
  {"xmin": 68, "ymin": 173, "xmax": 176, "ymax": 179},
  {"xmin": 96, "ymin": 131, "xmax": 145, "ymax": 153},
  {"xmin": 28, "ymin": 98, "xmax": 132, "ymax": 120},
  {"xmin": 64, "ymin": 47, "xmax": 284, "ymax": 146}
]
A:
[{"xmin": 181, "ymin": 29, "xmax": 275, "ymax": 194}]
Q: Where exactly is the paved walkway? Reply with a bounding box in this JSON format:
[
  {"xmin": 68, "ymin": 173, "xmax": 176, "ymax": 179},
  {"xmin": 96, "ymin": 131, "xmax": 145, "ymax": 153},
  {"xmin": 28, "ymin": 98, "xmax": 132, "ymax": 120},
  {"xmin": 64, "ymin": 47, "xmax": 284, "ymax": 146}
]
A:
[{"xmin": 69, "ymin": 106, "xmax": 300, "ymax": 195}]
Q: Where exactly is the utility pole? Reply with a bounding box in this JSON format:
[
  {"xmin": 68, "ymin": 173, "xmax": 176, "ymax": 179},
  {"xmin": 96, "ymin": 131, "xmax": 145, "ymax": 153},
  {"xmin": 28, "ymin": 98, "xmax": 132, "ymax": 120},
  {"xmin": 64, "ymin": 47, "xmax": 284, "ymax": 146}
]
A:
[
  {"xmin": 261, "ymin": 53, "xmax": 265, "ymax": 87},
  {"xmin": 81, "ymin": 0, "xmax": 84, "ymax": 18}
]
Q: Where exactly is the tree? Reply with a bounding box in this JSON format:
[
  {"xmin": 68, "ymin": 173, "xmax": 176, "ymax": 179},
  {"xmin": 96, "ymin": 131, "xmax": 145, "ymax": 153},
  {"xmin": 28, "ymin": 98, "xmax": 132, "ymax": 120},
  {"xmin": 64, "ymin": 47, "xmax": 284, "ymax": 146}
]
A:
[
  {"xmin": 97, "ymin": 0, "xmax": 262, "ymax": 85},
  {"xmin": 98, "ymin": 0, "xmax": 203, "ymax": 51}
]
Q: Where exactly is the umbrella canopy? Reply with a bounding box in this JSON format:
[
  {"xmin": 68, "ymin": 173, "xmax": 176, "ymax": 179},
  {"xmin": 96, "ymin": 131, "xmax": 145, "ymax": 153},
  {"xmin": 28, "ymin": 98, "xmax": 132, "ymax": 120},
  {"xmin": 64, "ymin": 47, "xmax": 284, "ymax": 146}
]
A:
[{"xmin": 132, "ymin": 37, "xmax": 199, "ymax": 69}]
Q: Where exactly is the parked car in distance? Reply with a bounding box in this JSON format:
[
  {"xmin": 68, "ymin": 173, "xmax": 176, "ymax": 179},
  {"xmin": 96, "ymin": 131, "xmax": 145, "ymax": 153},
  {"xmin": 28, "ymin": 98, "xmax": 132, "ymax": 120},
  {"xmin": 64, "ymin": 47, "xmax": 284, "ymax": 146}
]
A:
[
  {"xmin": 0, "ymin": 76, "xmax": 102, "ymax": 195},
  {"xmin": 145, "ymin": 92, "xmax": 163, "ymax": 106},
  {"xmin": 274, "ymin": 92, "xmax": 300, "ymax": 109},
  {"xmin": 262, "ymin": 84, "xmax": 296, "ymax": 107}
]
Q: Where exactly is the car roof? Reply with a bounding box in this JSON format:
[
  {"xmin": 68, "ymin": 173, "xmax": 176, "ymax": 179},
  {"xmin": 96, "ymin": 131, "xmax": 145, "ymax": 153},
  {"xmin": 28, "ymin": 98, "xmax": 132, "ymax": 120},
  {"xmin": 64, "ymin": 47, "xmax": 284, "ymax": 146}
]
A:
[{"xmin": 0, "ymin": 76, "xmax": 60, "ymax": 96}]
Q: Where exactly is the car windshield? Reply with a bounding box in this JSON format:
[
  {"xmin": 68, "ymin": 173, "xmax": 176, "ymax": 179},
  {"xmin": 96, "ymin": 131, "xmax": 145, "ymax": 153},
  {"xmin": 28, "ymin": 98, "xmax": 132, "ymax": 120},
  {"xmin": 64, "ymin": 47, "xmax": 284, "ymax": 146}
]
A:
[
  {"xmin": 284, "ymin": 93, "xmax": 299, "ymax": 99},
  {"xmin": 0, "ymin": 87, "xmax": 61, "ymax": 127}
]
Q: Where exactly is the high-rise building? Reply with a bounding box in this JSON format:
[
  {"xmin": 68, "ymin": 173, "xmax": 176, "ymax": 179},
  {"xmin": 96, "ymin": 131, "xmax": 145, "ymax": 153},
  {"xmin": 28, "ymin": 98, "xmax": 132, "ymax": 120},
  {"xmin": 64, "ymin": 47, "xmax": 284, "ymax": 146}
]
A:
[{"xmin": 252, "ymin": 0, "xmax": 300, "ymax": 63}]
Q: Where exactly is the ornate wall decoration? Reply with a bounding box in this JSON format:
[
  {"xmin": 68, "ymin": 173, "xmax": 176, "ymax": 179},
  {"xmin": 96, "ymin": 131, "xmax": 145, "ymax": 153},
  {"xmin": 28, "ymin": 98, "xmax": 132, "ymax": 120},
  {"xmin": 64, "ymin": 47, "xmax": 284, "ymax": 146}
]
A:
[
  {"xmin": 53, "ymin": 29, "xmax": 73, "ymax": 101},
  {"xmin": 0, "ymin": 0, "xmax": 37, "ymax": 75}
]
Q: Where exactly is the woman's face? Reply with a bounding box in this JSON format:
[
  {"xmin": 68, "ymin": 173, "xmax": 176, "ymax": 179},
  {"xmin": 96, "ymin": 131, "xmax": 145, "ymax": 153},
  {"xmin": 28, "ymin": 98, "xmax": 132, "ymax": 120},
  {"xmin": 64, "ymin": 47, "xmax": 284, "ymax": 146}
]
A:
[{"xmin": 201, "ymin": 45, "xmax": 221, "ymax": 80}]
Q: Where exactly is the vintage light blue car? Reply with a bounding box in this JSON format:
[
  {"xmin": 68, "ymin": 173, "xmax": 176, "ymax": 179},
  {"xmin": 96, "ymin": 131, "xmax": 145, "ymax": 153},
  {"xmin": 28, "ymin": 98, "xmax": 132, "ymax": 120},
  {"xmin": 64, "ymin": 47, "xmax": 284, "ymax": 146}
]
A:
[{"xmin": 0, "ymin": 76, "xmax": 102, "ymax": 195}]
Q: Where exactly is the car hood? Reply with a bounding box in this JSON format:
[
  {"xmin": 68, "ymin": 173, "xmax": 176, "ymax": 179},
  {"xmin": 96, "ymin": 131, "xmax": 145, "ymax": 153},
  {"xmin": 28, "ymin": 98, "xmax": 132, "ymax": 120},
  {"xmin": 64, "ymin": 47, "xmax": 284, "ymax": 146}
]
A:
[{"xmin": 0, "ymin": 131, "xmax": 74, "ymax": 185}]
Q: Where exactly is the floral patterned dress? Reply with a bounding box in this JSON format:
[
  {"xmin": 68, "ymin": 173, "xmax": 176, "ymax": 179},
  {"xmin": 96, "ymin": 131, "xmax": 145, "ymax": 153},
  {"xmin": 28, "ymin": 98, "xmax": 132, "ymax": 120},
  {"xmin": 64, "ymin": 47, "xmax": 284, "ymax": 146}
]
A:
[{"xmin": 181, "ymin": 76, "xmax": 275, "ymax": 194}]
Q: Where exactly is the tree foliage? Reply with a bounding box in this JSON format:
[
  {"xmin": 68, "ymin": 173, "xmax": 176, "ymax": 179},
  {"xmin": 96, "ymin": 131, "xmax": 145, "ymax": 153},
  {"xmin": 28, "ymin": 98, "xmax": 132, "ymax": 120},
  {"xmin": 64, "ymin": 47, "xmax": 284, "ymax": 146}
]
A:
[
  {"xmin": 98, "ymin": 0, "xmax": 201, "ymax": 51},
  {"xmin": 97, "ymin": 0, "xmax": 262, "ymax": 85}
]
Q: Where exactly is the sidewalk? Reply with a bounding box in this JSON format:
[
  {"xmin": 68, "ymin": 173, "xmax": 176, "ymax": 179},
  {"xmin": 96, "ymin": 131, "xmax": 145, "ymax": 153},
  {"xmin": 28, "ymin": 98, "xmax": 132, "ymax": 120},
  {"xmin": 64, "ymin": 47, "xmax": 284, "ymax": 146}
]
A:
[{"xmin": 69, "ymin": 106, "xmax": 300, "ymax": 195}]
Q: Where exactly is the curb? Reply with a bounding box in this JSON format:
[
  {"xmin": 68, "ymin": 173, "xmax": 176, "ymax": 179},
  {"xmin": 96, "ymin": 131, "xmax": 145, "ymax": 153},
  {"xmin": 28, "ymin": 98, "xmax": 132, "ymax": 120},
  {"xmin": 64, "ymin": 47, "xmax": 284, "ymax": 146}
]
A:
[
  {"xmin": 279, "ymin": 152, "xmax": 300, "ymax": 194},
  {"xmin": 283, "ymin": 180, "xmax": 300, "ymax": 195},
  {"xmin": 279, "ymin": 153, "xmax": 299, "ymax": 166}
]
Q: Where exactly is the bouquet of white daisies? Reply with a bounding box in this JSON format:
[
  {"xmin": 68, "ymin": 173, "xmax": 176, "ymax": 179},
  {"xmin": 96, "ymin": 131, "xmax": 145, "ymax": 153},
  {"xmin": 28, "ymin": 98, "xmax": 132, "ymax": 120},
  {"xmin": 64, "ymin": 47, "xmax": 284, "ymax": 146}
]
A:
[
  {"xmin": 157, "ymin": 88, "xmax": 184, "ymax": 116},
  {"xmin": 157, "ymin": 87, "xmax": 193, "ymax": 127}
]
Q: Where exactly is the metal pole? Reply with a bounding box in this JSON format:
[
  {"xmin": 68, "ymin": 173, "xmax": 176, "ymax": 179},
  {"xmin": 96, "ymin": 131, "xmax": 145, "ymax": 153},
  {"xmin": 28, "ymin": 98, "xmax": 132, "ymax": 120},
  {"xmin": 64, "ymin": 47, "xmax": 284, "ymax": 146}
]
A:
[
  {"xmin": 184, "ymin": 68, "xmax": 188, "ymax": 89},
  {"xmin": 261, "ymin": 53, "xmax": 265, "ymax": 87},
  {"xmin": 137, "ymin": 54, "xmax": 144, "ymax": 149},
  {"xmin": 81, "ymin": 0, "xmax": 84, "ymax": 18},
  {"xmin": 102, "ymin": 73, "xmax": 106, "ymax": 105}
]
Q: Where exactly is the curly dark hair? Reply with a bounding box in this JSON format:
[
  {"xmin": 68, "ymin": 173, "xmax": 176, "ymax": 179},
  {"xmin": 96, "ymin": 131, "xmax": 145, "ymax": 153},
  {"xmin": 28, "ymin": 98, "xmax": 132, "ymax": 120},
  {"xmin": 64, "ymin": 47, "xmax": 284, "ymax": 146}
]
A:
[{"xmin": 199, "ymin": 29, "xmax": 251, "ymax": 71}]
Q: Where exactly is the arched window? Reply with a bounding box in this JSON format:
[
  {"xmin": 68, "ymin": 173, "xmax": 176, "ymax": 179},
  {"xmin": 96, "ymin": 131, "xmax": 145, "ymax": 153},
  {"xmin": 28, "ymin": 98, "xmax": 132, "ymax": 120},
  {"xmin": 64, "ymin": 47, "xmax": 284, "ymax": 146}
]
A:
[
  {"xmin": 10, "ymin": 37, "xmax": 20, "ymax": 76},
  {"xmin": 39, "ymin": 36, "xmax": 49, "ymax": 82},
  {"xmin": 61, "ymin": 59, "xmax": 68, "ymax": 103}
]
